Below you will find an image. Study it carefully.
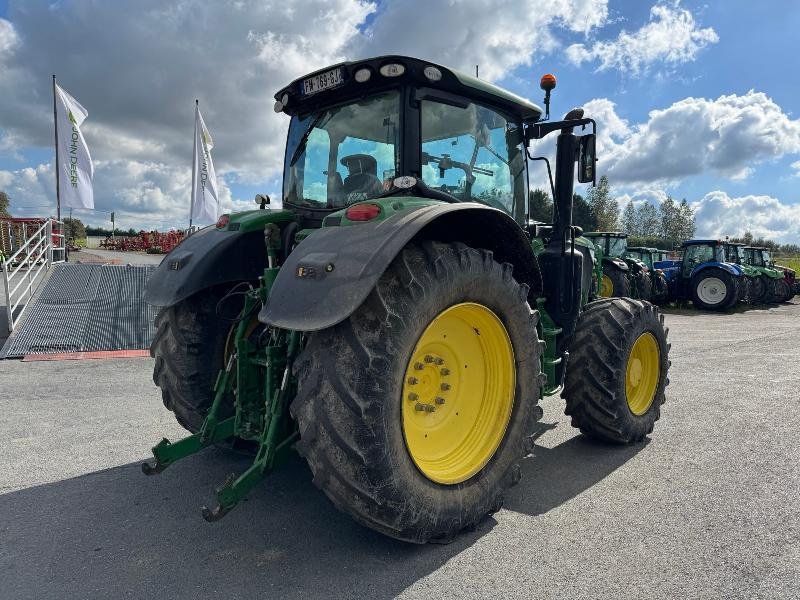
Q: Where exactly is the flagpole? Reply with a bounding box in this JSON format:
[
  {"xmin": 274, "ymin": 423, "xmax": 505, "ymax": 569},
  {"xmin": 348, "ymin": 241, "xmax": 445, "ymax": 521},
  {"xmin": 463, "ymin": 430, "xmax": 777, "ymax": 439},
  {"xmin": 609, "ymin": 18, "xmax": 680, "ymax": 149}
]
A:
[
  {"xmin": 52, "ymin": 74, "xmax": 61, "ymax": 225},
  {"xmin": 189, "ymin": 99, "xmax": 198, "ymax": 229}
]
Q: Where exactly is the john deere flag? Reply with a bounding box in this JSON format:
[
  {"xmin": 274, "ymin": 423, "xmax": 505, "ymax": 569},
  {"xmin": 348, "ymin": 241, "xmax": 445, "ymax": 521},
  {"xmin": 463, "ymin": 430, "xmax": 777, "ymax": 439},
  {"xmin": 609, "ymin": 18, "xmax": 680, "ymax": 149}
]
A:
[
  {"xmin": 55, "ymin": 83, "xmax": 94, "ymax": 209},
  {"xmin": 191, "ymin": 104, "xmax": 219, "ymax": 223}
]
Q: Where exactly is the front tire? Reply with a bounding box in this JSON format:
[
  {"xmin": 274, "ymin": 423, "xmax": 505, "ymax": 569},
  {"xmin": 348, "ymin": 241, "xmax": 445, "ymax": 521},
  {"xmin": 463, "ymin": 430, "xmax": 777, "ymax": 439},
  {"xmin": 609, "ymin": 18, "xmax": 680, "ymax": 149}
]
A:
[
  {"xmin": 635, "ymin": 271, "xmax": 652, "ymax": 301},
  {"xmin": 290, "ymin": 241, "xmax": 542, "ymax": 543},
  {"xmin": 562, "ymin": 298, "xmax": 670, "ymax": 443},
  {"xmin": 691, "ymin": 268, "xmax": 738, "ymax": 311}
]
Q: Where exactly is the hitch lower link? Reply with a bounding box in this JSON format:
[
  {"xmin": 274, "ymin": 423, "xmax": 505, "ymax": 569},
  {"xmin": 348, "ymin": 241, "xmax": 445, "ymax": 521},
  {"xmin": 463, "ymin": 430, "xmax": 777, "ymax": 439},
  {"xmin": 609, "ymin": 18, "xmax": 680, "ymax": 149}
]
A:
[{"xmin": 141, "ymin": 281, "xmax": 300, "ymax": 522}]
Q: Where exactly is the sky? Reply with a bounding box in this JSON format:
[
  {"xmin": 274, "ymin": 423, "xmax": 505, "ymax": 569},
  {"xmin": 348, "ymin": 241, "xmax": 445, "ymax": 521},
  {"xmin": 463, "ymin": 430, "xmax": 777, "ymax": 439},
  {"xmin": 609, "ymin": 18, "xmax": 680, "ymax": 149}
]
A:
[{"xmin": 0, "ymin": 0, "xmax": 798, "ymax": 243}]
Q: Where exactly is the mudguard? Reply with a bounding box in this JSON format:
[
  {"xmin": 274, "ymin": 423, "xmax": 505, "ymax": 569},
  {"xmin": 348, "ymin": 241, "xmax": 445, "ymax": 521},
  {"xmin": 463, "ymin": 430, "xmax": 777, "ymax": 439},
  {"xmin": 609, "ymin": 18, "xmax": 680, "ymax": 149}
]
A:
[
  {"xmin": 690, "ymin": 261, "xmax": 741, "ymax": 279},
  {"xmin": 603, "ymin": 257, "xmax": 629, "ymax": 271},
  {"xmin": 144, "ymin": 225, "xmax": 270, "ymax": 307},
  {"xmin": 259, "ymin": 203, "xmax": 541, "ymax": 332}
]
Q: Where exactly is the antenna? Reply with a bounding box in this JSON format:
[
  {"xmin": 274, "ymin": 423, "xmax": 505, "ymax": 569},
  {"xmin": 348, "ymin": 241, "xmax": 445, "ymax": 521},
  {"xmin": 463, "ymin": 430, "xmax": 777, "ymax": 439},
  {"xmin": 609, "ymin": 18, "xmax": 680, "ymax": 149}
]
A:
[{"xmin": 475, "ymin": 65, "xmax": 479, "ymax": 78}]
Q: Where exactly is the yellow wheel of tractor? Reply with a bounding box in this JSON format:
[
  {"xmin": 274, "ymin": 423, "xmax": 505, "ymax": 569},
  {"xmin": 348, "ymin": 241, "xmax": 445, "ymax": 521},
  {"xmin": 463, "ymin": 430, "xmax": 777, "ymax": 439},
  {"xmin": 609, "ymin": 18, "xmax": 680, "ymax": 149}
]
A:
[
  {"xmin": 291, "ymin": 241, "xmax": 543, "ymax": 543},
  {"xmin": 562, "ymin": 297, "xmax": 670, "ymax": 443},
  {"xmin": 600, "ymin": 262, "xmax": 631, "ymax": 298},
  {"xmin": 600, "ymin": 274, "xmax": 614, "ymax": 297},
  {"xmin": 401, "ymin": 303, "xmax": 515, "ymax": 485}
]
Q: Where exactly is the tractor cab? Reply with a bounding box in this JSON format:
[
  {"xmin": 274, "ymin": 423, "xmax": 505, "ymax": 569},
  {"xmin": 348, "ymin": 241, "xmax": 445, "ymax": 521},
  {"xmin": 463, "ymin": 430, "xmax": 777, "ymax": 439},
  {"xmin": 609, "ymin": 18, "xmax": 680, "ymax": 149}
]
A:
[
  {"xmin": 680, "ymin": 240, "xmax": 728, "ymax": 277},
  {"xmin": 626, "ymin": 246, "xmax": 655, "ymax": 269},
  {"xmin": 744, "ymin": 246, "xmax": 771, "ymax": 267},
  {"xmin": 276, "ymin": 56, "xmax": 542, "ymax": 227},
  {"xmin": 584, "ymin": 232, "xmax": 629, "ymax": 259}
]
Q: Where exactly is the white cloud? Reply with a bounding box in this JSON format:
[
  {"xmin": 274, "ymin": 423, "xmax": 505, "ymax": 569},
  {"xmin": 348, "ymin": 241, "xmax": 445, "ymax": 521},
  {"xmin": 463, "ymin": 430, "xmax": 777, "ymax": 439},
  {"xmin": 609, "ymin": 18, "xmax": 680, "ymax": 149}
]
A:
[
  {"xmin": 588, "ymin": 91, "xmax": 800, "ymax": 184},
  {"xmin": 692, "ymin": 190, "xmax": 800, "ymax": 244},
  {"xmin": 359, "ymin": 0, "xmax": 609, "ymax": 81},
  {"xmin": 0, "ymin": 0, "xmax": 615, "ymax": 228},
  {"xmin": 566, "ymin": 2, "xmax": 718, "ymax": 75},
  {"xmin": 792, "ymin": 160, "xmax": 800, "ymax": 177}
]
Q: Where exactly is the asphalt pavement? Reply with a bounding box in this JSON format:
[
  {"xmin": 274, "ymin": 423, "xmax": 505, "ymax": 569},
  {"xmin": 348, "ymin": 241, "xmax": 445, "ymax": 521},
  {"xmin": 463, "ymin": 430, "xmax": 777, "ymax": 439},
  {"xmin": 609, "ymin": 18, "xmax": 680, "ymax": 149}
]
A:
[{"xmin": 0, "ymin": 301, "xmax": 798, "ymax": 599}]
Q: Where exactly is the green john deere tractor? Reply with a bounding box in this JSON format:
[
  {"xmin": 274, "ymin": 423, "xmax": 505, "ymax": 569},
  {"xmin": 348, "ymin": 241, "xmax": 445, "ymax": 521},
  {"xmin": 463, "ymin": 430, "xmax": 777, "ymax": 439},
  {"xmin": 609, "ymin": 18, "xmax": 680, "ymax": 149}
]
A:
[
  {"xmin": 743, "ymin": 246, "xmax": 793, "ymax": 303},
  {"xmin": 583, "ymin": 232, "xmax": 651, "ymax": 300},
  {"xmin": 624, "ymin": 246, "xmax": 671, "ymax": 305},
  {"xmin": 142, "ymin": 56, "xmax": 671, "ymax": 543}
]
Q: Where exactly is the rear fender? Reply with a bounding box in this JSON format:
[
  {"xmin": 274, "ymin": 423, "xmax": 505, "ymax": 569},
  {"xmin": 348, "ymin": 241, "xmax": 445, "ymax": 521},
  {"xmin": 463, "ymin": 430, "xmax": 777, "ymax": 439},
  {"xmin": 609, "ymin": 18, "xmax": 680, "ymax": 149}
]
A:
[
  {"xmin": 259, "ymin": 203, "xmax": 541, "ymax": 331},
  {"xmin": 144, "ymin": 210, "xmax": 296, "ymax": 307},
  {"xmin": 603, "ymin": 257, "xmax": 629, "ymax": 272},
  {"xmin": 690, "ymin": 262, "xmax": 740, "ymax": 279}
]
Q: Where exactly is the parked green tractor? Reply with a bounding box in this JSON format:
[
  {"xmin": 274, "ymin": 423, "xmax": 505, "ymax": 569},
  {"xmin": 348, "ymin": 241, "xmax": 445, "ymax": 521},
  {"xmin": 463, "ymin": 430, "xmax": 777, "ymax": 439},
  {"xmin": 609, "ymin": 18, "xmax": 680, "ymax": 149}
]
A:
[
  {"xmin": 724, "ymin": 242, "xmax": 764, "ymax": 304},
  {"xmin": 142, "ymin": 56, "xmax": 671, "ymax": 543},
  {"xmin": 584, "ymin": 232, "xmax": 651, "ymax": 300},
  {"xmin": 743, "ymin": 246, "xmax": 794, "ymax": 303},
  {"xmin": 624, "ymin": 247, "xmax": 670, "ymax": 304}
]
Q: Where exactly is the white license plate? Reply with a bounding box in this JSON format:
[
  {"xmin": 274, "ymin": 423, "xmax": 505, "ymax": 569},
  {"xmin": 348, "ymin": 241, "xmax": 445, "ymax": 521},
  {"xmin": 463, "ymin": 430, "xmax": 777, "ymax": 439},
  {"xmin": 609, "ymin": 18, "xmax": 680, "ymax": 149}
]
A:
[{"xmin": 302, "ymin": 67, "xmax": 344, "ymax": 96}]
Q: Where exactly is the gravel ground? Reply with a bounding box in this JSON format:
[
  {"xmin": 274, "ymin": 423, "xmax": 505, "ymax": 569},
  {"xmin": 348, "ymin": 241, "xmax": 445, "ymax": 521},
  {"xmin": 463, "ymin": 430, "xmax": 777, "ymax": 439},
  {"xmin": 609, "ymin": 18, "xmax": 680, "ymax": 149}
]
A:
[{"xmin": 0, "ymin": 300, "xmax": 798, "ymax": 599}]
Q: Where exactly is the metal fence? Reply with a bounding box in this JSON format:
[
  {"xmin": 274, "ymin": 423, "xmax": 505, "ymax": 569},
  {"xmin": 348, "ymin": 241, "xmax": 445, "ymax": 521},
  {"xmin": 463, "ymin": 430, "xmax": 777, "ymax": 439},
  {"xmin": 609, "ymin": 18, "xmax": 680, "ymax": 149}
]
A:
[{"xmin": 2, "ymin": 219, "xmax": 65, "ymax": 333}]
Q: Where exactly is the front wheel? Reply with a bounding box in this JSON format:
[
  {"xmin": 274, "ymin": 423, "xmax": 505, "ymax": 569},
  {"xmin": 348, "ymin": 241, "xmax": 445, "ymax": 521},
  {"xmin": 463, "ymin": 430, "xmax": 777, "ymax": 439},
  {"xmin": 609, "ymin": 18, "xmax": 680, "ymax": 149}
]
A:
[
  {"xmin": 690, "ymin": 268, "xmax": 738, "ymax": 311},
  {"xmin": 291, "ymin": 241, "xmax": 543, "ymax": 543},
  {"xmin": 562, "ymin": 298, "xmax": 670, "ymax": 443}
]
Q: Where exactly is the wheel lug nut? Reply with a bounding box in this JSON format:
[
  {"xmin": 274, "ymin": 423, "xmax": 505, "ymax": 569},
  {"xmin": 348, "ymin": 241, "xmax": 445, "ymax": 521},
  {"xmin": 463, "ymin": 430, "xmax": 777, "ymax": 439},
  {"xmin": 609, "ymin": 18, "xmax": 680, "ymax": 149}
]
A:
[
  {"xmin": 408, "ymin": 393, "xmax": 419, "ymax": 402},
  {"xmin": 440, "ymin": 368, "xmax": 450, "ymax": 376},
  {"xmin": 424, "ymin": 355, "xmax": 435, "ymax": 363},
  {"xmin": 434, "ymin": 357, "xmax": 444, "ymax": 365},
  {"xmin": 415, "ymin": 403, "xmax": 436, "ymax": 413},
  {"xmin": 407, "ymin": 377, "xmax": 418, "ymax": 385},
  {"xmin": 414, "ymin": 362, "xmax": 424, "ymax": 370},
  {"xmin": 435, "ymin": 396, "xmax": 445, "ymax": 405},
  {"xmin": 441, "ymin": 383, "xmax": 451, "ymax": 391}
]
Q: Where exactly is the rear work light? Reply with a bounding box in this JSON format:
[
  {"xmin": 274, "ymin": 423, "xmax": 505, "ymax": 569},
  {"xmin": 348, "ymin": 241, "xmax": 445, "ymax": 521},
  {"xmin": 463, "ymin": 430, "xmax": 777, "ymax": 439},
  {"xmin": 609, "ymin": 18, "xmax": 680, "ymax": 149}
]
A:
[
  {"xmin": 216, "ymin": 214, "xmax": 230, "ymax": 229},
  {"xmin": 345, "ymin": 203, "xmax": 381, "ymax": 221}
]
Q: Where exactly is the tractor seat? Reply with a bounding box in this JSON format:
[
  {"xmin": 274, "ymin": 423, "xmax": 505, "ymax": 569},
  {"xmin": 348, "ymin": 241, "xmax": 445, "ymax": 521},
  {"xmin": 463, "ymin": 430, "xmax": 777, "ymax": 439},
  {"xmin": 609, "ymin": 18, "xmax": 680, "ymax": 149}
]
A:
[{"xmin": 341, "ymin": 154, "xmax": 383, "ymax": 203}]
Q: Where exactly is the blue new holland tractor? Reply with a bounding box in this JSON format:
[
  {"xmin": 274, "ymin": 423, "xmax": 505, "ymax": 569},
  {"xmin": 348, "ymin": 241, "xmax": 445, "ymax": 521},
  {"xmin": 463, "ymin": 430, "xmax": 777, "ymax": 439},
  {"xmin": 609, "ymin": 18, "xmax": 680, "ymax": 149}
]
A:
[{"xmin": 676, "ymin": 239, "xmax": 746, "ymax": 311}]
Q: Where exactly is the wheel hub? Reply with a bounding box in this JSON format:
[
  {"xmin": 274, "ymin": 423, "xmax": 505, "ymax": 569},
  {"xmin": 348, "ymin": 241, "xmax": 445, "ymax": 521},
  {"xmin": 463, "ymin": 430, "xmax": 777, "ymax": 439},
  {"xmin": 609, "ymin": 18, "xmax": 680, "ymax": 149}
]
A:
[
  {"xmin": 697, "ymin": 277, "xmax": 726, "ymax": 305},
  {"xmin": 401, "ymin": 303, "xmax": 515, "ymax": 485},
  {"xmin": 625, "ymin": 332, "xmax": 660, "ymax": 416}
]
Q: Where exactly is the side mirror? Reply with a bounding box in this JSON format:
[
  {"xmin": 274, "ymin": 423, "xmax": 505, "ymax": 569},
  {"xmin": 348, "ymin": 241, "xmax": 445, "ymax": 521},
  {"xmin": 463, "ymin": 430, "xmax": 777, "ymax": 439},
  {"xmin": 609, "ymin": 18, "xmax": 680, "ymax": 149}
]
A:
[
  {"xmin": 255, "ymin": 194, "xmax": 270, "ymax": 209},
  {"xmin": 577, "ymin": 134, "xmax": 596, "ymax": 184}
]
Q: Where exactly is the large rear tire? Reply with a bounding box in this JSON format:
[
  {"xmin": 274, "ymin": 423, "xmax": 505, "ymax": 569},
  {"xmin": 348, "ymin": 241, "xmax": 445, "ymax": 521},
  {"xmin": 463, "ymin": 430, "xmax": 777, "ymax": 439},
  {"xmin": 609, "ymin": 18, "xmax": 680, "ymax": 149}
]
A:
[
  {"xmin": 749, "ymin": 276, "xmax": 766, "ymax": 304},
  {"xmin": 290, "ymin": 241, "xmax": 542, "ymax": 543},
  {"xmin": 651, "ymin": 272, "xmax": 670, "ymax": 305},
  {"xmin": 635, "ymin": 271, "xmax": 652, "ymax": 301},
  {"xmin": 562, "ymin": 298, "xmax": 670, "ymax": 443},
  {"xmin": 690, "ymin": 268, "xmax": 738, "ymax": 311},
  {"xmin": 599, "ymin": 262, "xmax": 631, "ymax": 298},
  {"xmin": 150, "ymin": 287, "xmax": 239, "ymax": 432}
]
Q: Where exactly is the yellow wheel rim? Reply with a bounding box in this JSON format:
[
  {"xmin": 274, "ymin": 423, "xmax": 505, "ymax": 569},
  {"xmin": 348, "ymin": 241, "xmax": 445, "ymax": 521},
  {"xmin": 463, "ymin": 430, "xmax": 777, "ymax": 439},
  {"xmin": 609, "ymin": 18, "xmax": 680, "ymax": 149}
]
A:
[
  {"xmin": 625, "ymin": 332, "xmax": 661, "ymax": 416},
  {"xmin": 401, "ymin": 303, "xmax": 516, "ymax": 485},
  {"xmin": 600, "ymin": 274, "xmax": 614, "ymax": 297}
]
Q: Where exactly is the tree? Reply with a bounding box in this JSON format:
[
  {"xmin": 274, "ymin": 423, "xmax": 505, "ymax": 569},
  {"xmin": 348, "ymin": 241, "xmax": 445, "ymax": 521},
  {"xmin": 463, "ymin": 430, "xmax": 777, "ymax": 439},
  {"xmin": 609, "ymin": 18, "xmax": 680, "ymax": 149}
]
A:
[
  {"xmin": 659, "ymin": 196, "xmax": 681, "ymax": 244},
  {"xmin": 586, "ymin": 175, "xmax": 618, "ymax": 230},
  {"xmin": 621, "ymin": 201, "xmax": 638, "ymax": 236},
  {"xmin": 528, "ymin": 188, "xmax": 553, "ymax": 222},
  {"xmin": 64, "ymin": 218, "xmax": 86, "ymax": 241},
  {"xmin": 0, "ymin": 190, "xmax": 10, "ymax": 218},
  {"xmin": 572, "ymin": 193, "xmax": 597, "ymax": 232},
  {"xmin": 677, "ymin": 199, "xmax": 696, "ymax": 240},
  {"xmin": 638, "ymin": 202, "xmax": 660, "ymax": 238}
]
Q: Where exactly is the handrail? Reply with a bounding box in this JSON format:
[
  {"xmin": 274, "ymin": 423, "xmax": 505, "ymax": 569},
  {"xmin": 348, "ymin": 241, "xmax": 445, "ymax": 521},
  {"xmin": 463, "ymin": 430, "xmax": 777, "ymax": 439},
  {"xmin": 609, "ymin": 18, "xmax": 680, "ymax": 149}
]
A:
[{"xmin": 2, "ymin": 217, "xmax": 65, "ymax": 333}]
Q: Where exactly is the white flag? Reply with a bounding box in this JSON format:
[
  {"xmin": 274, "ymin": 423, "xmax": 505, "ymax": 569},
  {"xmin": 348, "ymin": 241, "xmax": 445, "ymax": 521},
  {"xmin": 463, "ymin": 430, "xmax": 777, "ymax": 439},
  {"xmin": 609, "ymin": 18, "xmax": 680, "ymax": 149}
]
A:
[
  {"xmin": 191, "ymin": 104, "xmax": 219, "ymax": 224},
  {"xmin": 55, "ymin": 83, "xmax": 94, "ymax": 209}
]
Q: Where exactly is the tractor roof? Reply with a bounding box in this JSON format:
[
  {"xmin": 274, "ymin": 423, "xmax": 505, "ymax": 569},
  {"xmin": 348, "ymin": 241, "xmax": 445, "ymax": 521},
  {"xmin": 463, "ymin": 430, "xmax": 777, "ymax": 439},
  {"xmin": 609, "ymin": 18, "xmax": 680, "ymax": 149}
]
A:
[
  {"xmin": 274, "ymin": 56, "xmax": 543, "ymax": 122},
  {"xmin": 627, "ymin": 246, "xmax": 660, "ymax": 252},
  {"xmin": 726, "ymin": 242, "xmax": 747, "ymax": 247},
  {"xmin": 681, "ymin": 239, "xmax": 722, "ymax": 247},
  {"xmin": 584, "ymin": 231, "xmax": 627, "ymax": 238},
  {"xmin": 744, "ymin": 246, "xmax": 769, "ymax": 251}
]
